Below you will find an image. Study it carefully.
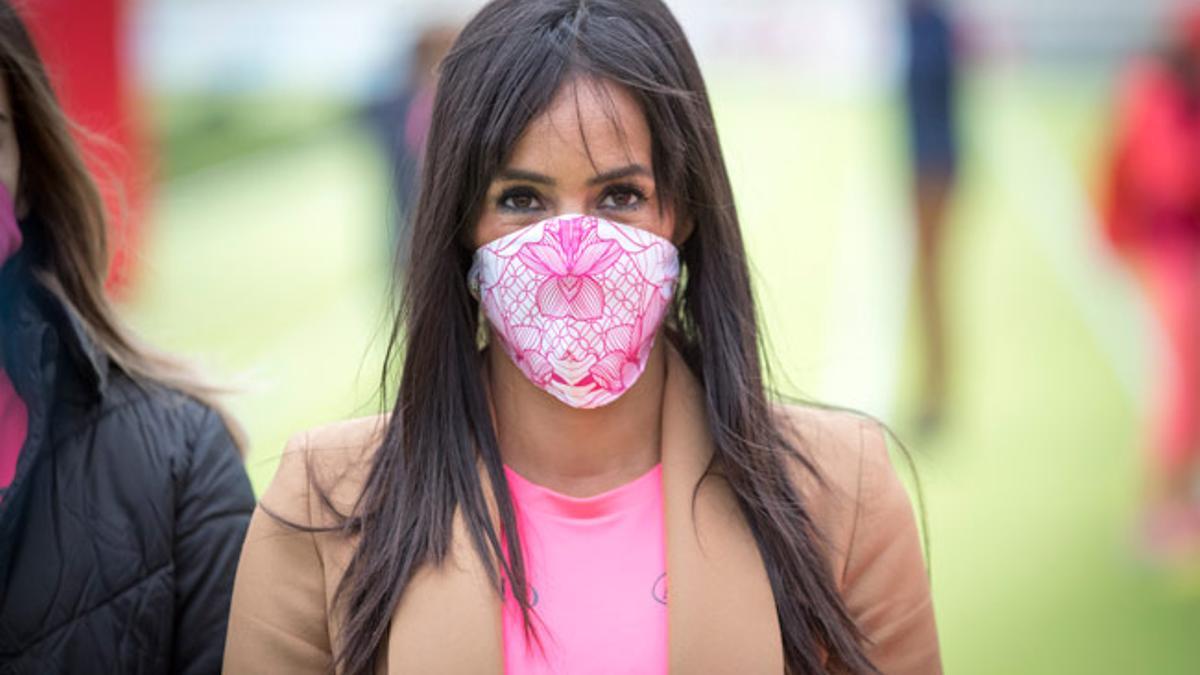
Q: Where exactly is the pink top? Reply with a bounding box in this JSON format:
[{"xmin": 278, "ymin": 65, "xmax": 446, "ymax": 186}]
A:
[
  {"xmin": 502, "ymin": 463, "xmax": 668, "ymax": 675},
  {"xmin": 0, "ymin": 367, "xmax": 27, "ymax": 492}
]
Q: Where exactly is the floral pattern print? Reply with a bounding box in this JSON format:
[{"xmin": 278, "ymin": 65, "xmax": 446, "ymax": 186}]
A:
[{"xmin": 469, "ymin": 214, "xmax": 680, "ymax": 409}]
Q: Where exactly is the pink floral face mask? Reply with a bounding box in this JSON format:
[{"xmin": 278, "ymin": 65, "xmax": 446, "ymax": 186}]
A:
[
  {"xmin": 0, "ymin": 184, "xmax": 20, "ymax": 265},
  {"xmin": 469, "ymin": 213, "xmax": 680, "ymax": 409}
]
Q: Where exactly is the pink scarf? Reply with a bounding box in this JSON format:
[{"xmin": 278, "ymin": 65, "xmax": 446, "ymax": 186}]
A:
[{"xmin": 0, "ymin": 183, "xmax": 27, "ymax": 492}]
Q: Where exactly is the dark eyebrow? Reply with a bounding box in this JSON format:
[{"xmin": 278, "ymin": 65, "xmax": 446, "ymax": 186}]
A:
[
  {"xmin": 587, "ymin": 164, "xmax": 650, "ymax": 186},
  {"xmin": 493, "ymin": 164, "xmax": 652, "ymax": 187},
  {"xmin": 495, "ymin": 168, "xmax": 555, "ymax": 186}
]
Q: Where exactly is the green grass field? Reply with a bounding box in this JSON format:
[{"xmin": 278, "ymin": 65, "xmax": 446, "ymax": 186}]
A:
[{"xmin": 126, "ymin": 70, "xmax": 1200, "ymax": 673}]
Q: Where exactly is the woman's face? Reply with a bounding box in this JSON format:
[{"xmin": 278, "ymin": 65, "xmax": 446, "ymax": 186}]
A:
[
  {"xmin": 0, "ymin": 76, "xmax": 20, "ymax": 206},
  {"xmin": 473, "ymin": 77, "xmax": 678, "ymax": 249}
]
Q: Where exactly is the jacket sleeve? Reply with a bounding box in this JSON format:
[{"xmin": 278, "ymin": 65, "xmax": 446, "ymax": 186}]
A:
[
  {"xmin": 223, "ymin": 433, "xmax": 334, "ymax": 674},
  {"xmin": 842, "ymin": 423, "xmax": 942, "ymax": 675},
  {"xmin": 171, "ymin": 407, "xmax": 256, "ymax": 675}
]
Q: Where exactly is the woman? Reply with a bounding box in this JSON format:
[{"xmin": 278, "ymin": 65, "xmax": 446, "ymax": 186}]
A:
[
  {"xmin": 0, "ymin": 4, "xmax": 255, "ymax": 673},
  {"xmin": 1105, "ymin": 6, "xmax": 1200, "ymax": 559},
  {"xmin": 225, "ymin": 1, "xmax": 940, "ymax": 673}
]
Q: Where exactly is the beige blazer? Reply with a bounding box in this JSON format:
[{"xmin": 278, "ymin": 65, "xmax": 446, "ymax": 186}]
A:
[{"xmin": 224, "ymin": 347, "xmax": 941, "ymax": 674}]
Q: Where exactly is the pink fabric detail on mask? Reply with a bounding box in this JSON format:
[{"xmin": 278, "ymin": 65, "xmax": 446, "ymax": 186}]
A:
[
  {"xmin": 469, "ymin": 214, "xmax": 680, "ymax": 409},
  {"xmin": 0, "ymin": 183, "xmax": 21, "ymax": 265}
]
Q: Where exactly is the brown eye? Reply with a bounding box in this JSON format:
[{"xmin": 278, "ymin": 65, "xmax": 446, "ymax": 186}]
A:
[
  {"xmin": 498, "ymin": 188, "xmax": 544, "ymax": 212},
  {"xmin": 599, "ymin": 185, "xmax": 646, "ymax": 211}
]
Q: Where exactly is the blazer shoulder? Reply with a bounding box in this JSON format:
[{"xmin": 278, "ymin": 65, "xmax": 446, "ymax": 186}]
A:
[
  {"xmin": 773, "ymin": 404, "xmax": 897, "ymax": 580},
  {"xmin": 263, "ymin": 415, "xmax": 388, "ymax": 528},
  {"xmin": 226, "ymin": 418, "xmax": 388, "ymax": 674},
  {"xmin": 776, "ymin": 404, "xmax": 941, "ymax": 673},
  {"xmin": 774, "ymin": 403, "xmax": 885, "ymax": 497}
]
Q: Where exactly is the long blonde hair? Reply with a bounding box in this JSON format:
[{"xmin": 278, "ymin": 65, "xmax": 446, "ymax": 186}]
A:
[{"xmin": 1, "ymin": 1, "xmax": 245, "ymax": 450}]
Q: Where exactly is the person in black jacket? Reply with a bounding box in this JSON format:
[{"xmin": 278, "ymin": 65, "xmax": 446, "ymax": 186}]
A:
[{"xmin": 0, "ymin": 4, "xmax": 255, "ymax": 673}]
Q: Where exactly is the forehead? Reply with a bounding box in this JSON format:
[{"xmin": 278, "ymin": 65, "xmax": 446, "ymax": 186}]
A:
[{"xmin": 506, "ymin": 77, "xmax": 650, "ymax": 172}]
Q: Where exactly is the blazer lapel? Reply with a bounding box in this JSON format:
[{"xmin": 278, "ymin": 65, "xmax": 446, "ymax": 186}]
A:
[
  {"xmin": 661, "ymin": 346, "xmax": 784, "ymax": 674},
  {"xmin": 384, "ymin": 465, "xmax": 504, "ymax": 674}
]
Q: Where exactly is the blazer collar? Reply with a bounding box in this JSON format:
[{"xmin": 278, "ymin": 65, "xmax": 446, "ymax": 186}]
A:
[{"xmin": 384, "ymin": 345, "xmax": 782, "ymax": 674}]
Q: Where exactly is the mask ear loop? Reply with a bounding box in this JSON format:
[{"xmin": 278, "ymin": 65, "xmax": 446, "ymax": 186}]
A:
[
  {"xmin": 470, "ymin": 259, "xmax": 501, "ymax": 472},
  {"xmin": 475, "ymin": 307, "xmax": 493, "ymax": 352},
  {"xmin": 467, "ymin": 256, "xmax": 491, "ymax": 352},
  {"xmin": 661, "ymin": 252, "xmax": 687, "ymax": 349}
]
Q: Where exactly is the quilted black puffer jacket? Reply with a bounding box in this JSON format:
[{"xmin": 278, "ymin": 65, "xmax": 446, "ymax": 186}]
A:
[{"xmin": 0, "ymin": 255, "xmax": 255, "ymax": 674}]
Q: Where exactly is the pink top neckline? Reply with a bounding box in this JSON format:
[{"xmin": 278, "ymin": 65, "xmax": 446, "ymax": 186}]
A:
[{"xmin": 502, "ymin": 463, "xmax": 663, "ymax": 521}]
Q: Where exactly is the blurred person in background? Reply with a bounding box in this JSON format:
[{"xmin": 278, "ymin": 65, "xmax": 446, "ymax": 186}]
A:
[
  {"xmin": 1104, "ymin": 4, "xmax": 1200, "ymax": 562},
  {"xmin": 225, "ymin": 1, "xmax": 940, "ymax": 673},
  {"xmin": 16, "ymin": 0, "xmax": 148, "ymax": 297},
  {"xmin": 0, "ymin": 4, "xmax": 254, "ymax": 672},
  {"xmin": 365, "ymin": 24, "xmax": 457, "ymax": 263},
  {"xmin": 904, "ymin": 0, "xmax": 960, "ymax": 434}
]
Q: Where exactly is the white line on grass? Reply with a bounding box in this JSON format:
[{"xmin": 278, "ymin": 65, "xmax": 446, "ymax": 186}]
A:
[{"xmin": 985, "ymin": 78, "xmax": 1148, "ymax": 405}]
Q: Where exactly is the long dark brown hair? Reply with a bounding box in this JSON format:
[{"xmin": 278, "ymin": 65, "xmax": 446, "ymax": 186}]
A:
[
  {"xmin": 328, "ymin": 1, "xmax": 877, "ymax": 673},
  {"xmin": 0, "ymin": 1, "xmax": 243, "ymax": 444}
]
